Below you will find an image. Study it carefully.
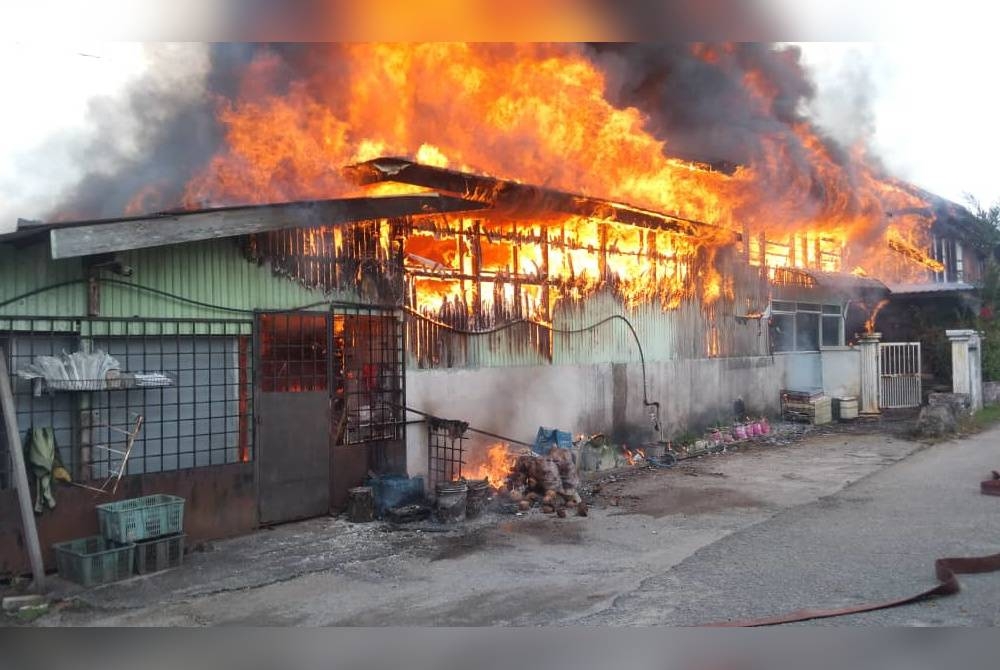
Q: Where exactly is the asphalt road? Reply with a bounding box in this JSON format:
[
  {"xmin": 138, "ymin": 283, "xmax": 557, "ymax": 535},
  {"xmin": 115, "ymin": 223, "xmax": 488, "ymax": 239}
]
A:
[
  {"xmin": 581, "ymin": 425, "xmax": 1000, "ymax": 626},
  {"xmin": 28, "ymin": 425, "xmax": 999, "ymax": 626}
]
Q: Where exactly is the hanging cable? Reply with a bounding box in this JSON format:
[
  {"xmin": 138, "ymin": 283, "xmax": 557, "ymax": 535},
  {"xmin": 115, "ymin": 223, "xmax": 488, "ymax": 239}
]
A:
[
  {"xmin": 2, "ymin": 280, "xmax": 663, "ymax": 432},
  {"xmin": 0, "ymin": 277, "xmax": 386, "ymax": 315},
  {"xmin": 404, "ymin": 307, "xmax": 661, "ymax": 434}
]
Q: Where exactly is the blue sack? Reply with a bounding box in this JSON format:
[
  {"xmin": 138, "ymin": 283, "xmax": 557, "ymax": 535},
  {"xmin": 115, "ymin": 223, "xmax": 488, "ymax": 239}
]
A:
[{"xmin": 532, "ymin": 426, "xmax": 574, "ymax": 455}]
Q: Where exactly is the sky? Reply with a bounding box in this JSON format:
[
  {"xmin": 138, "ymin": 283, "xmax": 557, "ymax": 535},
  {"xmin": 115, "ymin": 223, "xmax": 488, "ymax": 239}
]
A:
[
  {"xmin": 1, "ymin": 40, "xmax": 998, "ymax": 232},
  {"xmin": 795, "ymin": 41, "xmax": 1000, "ymax": 211}
]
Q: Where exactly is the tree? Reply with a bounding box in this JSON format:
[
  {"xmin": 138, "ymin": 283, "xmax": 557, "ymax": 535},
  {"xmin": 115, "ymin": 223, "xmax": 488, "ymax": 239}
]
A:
[{"xmin": 966, "ymin": 195, "xmax": 1000, "ymax": 380}]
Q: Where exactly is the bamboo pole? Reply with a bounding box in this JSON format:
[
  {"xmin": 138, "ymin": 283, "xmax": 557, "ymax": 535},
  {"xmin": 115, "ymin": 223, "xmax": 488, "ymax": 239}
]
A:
[{"xmin": 0, "ymin": 348, "xmax": 45, "ymax": 590}]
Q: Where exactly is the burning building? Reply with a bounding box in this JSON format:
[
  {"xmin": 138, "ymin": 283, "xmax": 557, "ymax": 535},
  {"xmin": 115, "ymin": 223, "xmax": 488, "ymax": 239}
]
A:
[{"xmin": 0, "ymin": 43, "xmax": 992, "ymax": 573}]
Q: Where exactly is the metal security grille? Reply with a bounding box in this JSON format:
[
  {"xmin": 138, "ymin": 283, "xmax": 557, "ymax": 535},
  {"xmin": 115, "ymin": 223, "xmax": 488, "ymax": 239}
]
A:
[
  {"xmin": 879, "ymin": 342, "xmax": 922, "ymax": 409},
  {"xmin": 427, "ymin": 417, "xmax": 468, "ymax": 490},
  {"xmin": 0, "ymin": 335, "xmax": 10, "ymax": 489},
  {"xmin": 255, "ymin": 305, "xmax": 406, "ymax": 446},
  {"xmin": 0, "ymin": 316, "xmax": 254, "ymax": 487},
  {"xmin": 336, "ymin": 310, "xmax": 405, "ymax": 445},
  {"xmin": 257, "ymin": 312, "xmax": 330, "ymax": 393}
]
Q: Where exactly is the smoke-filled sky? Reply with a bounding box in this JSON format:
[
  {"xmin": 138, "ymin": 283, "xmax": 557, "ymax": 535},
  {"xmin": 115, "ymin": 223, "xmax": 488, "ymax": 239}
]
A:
[{"xmin": 0, "ymin": 41, "xmax": 997, "ymax": 232}]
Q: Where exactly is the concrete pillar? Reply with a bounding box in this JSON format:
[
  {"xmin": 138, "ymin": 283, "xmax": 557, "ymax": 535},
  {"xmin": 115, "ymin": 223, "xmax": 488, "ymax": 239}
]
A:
[
  {"xmin": 947, "ymin": 329, "xmax": 983, "ymax": 411},
  {"xmin": 858, "ymin": 332, "xmax": 881, "ymax": 415}
]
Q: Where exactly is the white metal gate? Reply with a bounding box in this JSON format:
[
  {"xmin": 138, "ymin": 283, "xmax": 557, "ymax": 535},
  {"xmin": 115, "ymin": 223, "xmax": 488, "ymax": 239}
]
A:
[{"xmin": 879, "ymin": 342, "xmax": 922, "ymax": 408}]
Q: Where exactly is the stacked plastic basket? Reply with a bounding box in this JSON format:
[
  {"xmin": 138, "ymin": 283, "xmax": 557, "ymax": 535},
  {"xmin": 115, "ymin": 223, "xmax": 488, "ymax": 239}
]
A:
[{"xmin": 53, "ymin": 494, "xmax": 186, "ymax": 587}]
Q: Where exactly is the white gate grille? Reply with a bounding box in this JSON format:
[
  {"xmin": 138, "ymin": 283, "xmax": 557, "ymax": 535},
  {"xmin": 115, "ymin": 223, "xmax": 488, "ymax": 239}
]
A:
[{"xmin": 879, "ymin": 342, "xmax": 922, "ymax": 408}]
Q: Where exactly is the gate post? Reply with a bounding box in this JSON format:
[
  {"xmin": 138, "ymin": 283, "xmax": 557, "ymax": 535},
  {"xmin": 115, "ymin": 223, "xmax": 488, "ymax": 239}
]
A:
[
  {"xmin": 946, "ymin": 329, "xmax": 983, "ymax": 411},
  {"xmin": 858, "ymin": 332, "xmax": 881, "ymax": 415}
]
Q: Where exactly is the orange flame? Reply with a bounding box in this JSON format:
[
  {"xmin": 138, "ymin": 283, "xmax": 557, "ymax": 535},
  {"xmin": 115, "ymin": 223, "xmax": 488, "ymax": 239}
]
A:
[
  {"xmin": 464, "ymin": 443, "xmax": 517, "ymax": 488},
  {"xmin": 863, "ymin": 299, "xmax": 890, "ymax": 335},
  {"xmin": 623, "ymin": 448, "xmax": 646, "ymax": 466},
  {"xmin": 124, "ymin": 43, "xmax": 942, "ymax": 314}
]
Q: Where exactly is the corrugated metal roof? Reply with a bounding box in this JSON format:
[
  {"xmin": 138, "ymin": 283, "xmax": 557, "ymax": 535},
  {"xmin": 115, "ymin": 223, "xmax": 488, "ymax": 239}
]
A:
[
  {"xmin": 887, "ymin": 281, "xmax": 977, "ymax": 295},
  {"xmin": 774, "ymin": 267, "xmax": 889, "ymax": 293}
]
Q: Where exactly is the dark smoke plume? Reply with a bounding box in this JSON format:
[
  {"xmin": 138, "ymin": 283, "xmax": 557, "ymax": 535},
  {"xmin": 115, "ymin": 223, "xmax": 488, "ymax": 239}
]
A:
[
  {"xmin": 49, "ymin": 42, "xmax": 883, "ymax": 223},
  {"xmin": 49, "ymin": 44, "xmax": 257, "ymax": 221},
  {"xmin": 590, "ymin": 43, "xmax": 839, "ymax": 168}
]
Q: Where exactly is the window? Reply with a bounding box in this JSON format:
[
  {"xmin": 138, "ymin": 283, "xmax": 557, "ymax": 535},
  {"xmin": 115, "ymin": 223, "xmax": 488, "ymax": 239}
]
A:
[
  {"xmin": 769, "ymin": 302, "xmax": 843, "ymax": 352},
  {"xmin": 796, "ymin": 311, "xmax": 820, "ymax": 350},
  {"xmin": 770, "ymin": 313, "xmax": 796, "ymax": 352},
  {"xmin": 822, "ymin": 304, "xmax": 843, "ymax": 347}
]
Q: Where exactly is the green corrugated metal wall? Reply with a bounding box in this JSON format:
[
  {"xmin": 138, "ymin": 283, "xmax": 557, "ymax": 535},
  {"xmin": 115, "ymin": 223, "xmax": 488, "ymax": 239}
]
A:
[
  {"xmin": 0, "ymin": 242, "xmax": 87, "ymax": 320},
  {"xmin": 0, "ymin": 238, "xmax": 362, "ymax": 323},
  {"xmin": 107, "ymin": 240, "xmax": 359, "ymax": 318}
]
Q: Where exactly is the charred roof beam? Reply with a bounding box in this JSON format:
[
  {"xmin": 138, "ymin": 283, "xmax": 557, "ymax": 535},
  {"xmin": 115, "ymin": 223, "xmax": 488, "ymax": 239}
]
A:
[{"xmin": 344, "ymin": 157, "xmax": 739, "ymax": 243}]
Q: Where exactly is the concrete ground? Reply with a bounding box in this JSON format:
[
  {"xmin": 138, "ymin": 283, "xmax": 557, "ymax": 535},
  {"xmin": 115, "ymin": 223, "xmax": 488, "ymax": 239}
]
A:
[{"xmin": 22, "ymin": 420, "xmax": 1000, "ymax": 626}]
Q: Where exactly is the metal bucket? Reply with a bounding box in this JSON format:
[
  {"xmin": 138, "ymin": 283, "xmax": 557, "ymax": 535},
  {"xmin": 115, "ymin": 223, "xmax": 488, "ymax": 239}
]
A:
[
  {"xmin": 464, "ymin": 479, "xmax": 489, "ymax": 519},
  {"xmin": 435, "ymin": 481, "xmax": 468, "ymax": 524}
]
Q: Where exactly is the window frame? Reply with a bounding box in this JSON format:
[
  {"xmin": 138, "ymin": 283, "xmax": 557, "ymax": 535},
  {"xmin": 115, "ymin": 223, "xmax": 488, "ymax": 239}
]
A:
[{"xmin": 769, "ymin": 301, "xmax": 845, "ymax": 353}]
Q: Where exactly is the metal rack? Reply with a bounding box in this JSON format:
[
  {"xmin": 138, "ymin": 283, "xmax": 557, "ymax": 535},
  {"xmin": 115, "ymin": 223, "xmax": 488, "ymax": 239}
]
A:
[
  {"xmin": 0, "ymin": 316, "xmax": 254, "ymax": 485},
  {"xmin": 427, "ymin": 417, "xmax": 468, "ymax": 490}
]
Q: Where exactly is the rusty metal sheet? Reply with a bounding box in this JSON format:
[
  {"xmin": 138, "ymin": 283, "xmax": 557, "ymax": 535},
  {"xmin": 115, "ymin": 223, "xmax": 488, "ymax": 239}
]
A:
[
  {"xmin": 0, "ymin": 462, "xmax": 257, "ymax": 576},
  {"xmin": 257, "ymin": 391, "xmax": 330, "ymax": 525}
]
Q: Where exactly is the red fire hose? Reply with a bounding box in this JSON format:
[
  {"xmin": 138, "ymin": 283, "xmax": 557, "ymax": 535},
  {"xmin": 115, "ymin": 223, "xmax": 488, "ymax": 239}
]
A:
[{"xmin": 704, "ymin": 472, "xmax": 1000, "ymax": 626}]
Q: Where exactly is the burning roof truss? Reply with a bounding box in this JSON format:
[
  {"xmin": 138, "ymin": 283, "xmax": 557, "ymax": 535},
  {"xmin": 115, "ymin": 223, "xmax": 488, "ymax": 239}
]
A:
[{"xmin": 344, "ymin": 158, "xmax": 736, "ymax": 243}]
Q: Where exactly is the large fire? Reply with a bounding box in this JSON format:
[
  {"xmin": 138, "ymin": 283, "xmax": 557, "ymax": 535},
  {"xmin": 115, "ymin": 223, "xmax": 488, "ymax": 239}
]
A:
[{"xmin": 127, "ymin": 43, "xmax": 942, "ymax": 317}]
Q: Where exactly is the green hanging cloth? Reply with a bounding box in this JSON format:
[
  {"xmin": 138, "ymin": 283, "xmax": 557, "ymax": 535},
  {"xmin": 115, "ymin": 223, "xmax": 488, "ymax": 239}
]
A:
[{"xmin": 24, "ymin": 427, "xmax": 66, "ymax": 513}]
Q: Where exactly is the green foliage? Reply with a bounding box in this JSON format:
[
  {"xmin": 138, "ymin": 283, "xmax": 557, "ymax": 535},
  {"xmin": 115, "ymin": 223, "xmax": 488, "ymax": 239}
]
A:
[
  {"xmin": 671, "ymin": 429, "xmax": 699, "ymax": 447},
  {"xmin": 966, "ymin": 198, "xmax": 1000, "ymax": 381},
  {"xmin": 959, "ymin": 404, "xmax": 1000, "ymax": 433},
  {"xmin": 905, "ymin": 303, "xmax": 956, "ymax": 381},
  {"xmin": 977, "ymin": 262, "xmax": 1000, "ymax": 381},
  {"xmin": 963, "ymin": 195, "xmax": 1000, "ymax": 255}
]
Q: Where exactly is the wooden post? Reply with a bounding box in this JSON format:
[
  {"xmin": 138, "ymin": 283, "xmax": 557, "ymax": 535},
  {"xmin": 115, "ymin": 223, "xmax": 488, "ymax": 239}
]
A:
[
  {"xmin": 86, "ymin": 275, "xmax": 100, "ymax": 317},
  {"xmin": 0, "ymin": 348, "xmax": 45, "ymax": 590}
]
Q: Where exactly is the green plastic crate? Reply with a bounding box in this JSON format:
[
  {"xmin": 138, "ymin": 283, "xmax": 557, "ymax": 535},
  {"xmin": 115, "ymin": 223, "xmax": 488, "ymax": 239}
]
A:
[
  {"xmin": 97, "ymin": 494, "xmax": 185, "ymax": 542},
  {"xmin": 134, "ymin": 533, "xmax": 186, "ymax": 575},
  {"xmin": 53, "ymin": 536, "xmax": 135, "ymax": 587}
]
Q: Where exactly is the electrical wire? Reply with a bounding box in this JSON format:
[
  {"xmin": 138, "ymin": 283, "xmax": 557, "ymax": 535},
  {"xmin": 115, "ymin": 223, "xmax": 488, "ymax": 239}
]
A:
[
  {"xmin": 2, "ymin": 279, "xmax": 662, "ymax": 433},
  {"xmin": 0, "ymin": 277, "xmax": 377, "ymax": 315},
  {"xmin": 0, "ymin": 280, "xmax": 85, "ymax": 310},
  {"xmin": 404, "ymin": 307, "xmax": 661, "ymax": 433}
]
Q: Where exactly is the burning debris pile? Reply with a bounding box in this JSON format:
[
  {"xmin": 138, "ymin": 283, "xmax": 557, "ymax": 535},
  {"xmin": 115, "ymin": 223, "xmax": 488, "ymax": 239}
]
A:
[{"xmin": 502, "ymin": 449, "xmax": 586, "ymax": 518}]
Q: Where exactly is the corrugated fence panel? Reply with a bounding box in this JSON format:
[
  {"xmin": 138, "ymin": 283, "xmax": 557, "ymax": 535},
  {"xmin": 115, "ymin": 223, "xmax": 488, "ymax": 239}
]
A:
[{"xmin": 406, "ymin": 285, "xmax": 771, "ymax": 370}]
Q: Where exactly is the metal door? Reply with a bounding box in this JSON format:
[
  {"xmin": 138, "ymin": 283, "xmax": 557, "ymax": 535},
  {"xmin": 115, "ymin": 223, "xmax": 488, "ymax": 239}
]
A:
[
  {"xmin": 879, "ymin": 342, "xmax": 922, "ymax": 408},
  {"xmin": 255, "ymin": 313, "xmax": 331, "ymax": 524}
]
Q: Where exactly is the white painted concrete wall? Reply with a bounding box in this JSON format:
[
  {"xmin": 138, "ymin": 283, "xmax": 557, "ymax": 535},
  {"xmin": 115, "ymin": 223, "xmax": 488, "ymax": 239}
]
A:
[
  {"xmin": 779, "ymin": 352, "xmax": 823, "ymax": 390},
  {"xmin": 404, "ymin": 355, "xmax": 791, "ymax": 478},
  {"xmin": 820, "ymin": 348, "xmax": 861, "ymax": 398}
]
